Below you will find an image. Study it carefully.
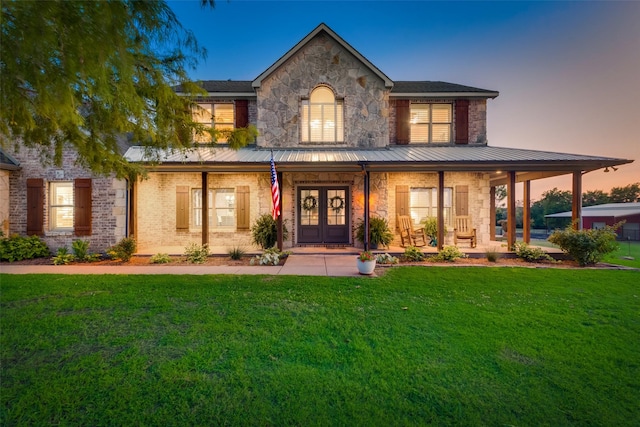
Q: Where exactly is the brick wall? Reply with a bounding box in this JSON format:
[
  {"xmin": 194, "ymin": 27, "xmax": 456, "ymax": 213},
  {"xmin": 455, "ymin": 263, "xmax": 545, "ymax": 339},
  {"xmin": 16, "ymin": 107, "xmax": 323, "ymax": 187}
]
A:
[
  {"xmin": 7, "ymin": 146, "xmax": 126, "ymax": 253},
  {"xmin": 0, "ymin": 170, "xmax": 9, "ymax": 236},
  {"xmin": 135, "ymin": 172, "xmax": 269, "ymax": 251}
]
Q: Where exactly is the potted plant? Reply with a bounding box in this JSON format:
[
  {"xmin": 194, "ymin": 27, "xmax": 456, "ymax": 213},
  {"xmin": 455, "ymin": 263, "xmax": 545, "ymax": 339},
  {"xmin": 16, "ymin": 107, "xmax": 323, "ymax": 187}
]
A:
[
  {"xmin": 356, "ymin": 250, "xmax": 376, "ymax": 275},
  {"xmin": 355, "ymin": 217, "xmax": 394, "ymax": 249},
  {"xmin": 422, "ymin": 217, "xmax": 438, "ymax": 247}
]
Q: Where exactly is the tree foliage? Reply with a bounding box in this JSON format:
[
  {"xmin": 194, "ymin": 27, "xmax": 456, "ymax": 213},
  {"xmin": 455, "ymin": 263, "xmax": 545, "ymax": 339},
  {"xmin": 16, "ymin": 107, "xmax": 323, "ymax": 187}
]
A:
[
  {"xmin": 1, "ymin": 0, "xmax": 253, "ymax": 179},
  {"xmin": 609, "ymin": 182, "xmax": 640, "ymax": 203},
  {"xmin": 582, "ymin": 190, "xmax": 610, "ymax": 207}
]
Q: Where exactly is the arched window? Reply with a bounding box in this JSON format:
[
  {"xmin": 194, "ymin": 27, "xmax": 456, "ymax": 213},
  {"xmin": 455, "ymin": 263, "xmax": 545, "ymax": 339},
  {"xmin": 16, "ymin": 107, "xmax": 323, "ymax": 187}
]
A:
[{"xmin": 301, "ymin": 86, "xmax": 344, "ymax": 143}]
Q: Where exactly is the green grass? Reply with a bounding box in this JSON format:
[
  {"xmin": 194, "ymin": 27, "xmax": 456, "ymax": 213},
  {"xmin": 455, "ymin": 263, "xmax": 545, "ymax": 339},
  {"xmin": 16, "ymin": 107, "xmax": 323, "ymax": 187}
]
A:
[
  {"xmin": 532, "ymin": 238, "xmax": 640, "ymax": 269},
  {"xmin": 602, "ymin": 240, "xmax": 640, "ymax": 268},
  {"xmin": 2, "ymin": 268, "xmax": 639, "ymax": 426}
]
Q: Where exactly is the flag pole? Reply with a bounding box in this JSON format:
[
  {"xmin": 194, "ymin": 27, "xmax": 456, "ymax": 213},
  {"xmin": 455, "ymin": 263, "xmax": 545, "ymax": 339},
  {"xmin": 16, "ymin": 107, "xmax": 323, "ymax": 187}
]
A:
[{"xmin": 270, "ymin": 150, "xmax": 283, "ymax": 251}]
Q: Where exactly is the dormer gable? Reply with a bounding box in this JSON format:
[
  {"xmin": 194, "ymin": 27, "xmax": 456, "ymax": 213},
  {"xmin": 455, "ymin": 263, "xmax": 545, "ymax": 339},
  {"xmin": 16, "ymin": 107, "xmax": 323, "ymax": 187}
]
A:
[{"xmin": 252, "ymin": 23, "xmax": 393, "ymax": 90}]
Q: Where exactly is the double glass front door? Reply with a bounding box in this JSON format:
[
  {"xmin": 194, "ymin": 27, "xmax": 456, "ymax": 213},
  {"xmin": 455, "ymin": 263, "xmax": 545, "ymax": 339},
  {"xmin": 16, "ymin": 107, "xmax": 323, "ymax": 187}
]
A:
[{"xmin": 298, "ymin": 186, "xmax": 350, "ymax": 244}]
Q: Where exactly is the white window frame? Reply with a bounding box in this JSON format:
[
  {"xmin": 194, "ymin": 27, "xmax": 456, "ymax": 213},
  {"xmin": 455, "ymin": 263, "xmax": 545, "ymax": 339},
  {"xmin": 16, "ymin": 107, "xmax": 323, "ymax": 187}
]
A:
[
  {"xmin": 301, "ymin": 86, "xmax": 344, "ymax": 144},
  {"xmin": 49, "ymin": 182, "xmax": 74, "ymax": 231},
  {"xmin": 410, "ymin": 187, "xmax": 453, "ymax": 226},
  {"xmin": 192, "ymin": 188, "xmax": 236, "ymax": 229},
  {"xmin": 409, "ymin": 103, "xmax": 452, "ymax": 144}
]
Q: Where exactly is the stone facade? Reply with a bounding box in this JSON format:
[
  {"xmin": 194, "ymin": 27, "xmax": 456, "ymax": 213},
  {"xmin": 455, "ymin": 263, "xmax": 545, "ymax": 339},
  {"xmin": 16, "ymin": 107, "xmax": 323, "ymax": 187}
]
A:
[
  {"xmin": 7, "ymin": 146, "xmax": 127, "ymax": 253},
  {"xmin": 256, "ymin": 33, "xmax": 389, "ymax": 148}
]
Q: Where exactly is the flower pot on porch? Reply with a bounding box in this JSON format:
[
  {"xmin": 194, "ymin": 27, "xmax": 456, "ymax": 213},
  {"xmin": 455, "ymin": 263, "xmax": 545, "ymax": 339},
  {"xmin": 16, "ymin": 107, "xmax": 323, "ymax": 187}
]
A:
[{"xmin": 356, "ymin": 259, "xmax": 376, "ymax": 275}]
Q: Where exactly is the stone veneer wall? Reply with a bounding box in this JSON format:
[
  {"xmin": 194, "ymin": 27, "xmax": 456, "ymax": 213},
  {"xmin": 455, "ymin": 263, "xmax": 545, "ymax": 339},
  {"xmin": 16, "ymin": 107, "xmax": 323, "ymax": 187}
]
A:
[
  {"xmin": 387, "ymin": 172, "xmax": 491, "ymax": 246},
  {"xmin": 7, "ymin": 146, "xmax": 126, "ymax": 253},
  {"xmin": 389, "ymin": 98, "xmax": 488, "ymax": 145},
  {"xmin": 135, "ymin": 172, "xmax": 268, "ymax": 251},
  {"xmin": 256, "ymin": 33, "xmax": 389, "ymax": 148}
]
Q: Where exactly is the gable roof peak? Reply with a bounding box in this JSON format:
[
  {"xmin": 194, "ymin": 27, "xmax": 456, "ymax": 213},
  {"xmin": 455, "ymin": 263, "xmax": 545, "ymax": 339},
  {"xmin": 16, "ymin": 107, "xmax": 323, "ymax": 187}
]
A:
[{"xmin": 252, "ymin": 23, "xmax": 393, "ymax": 89}]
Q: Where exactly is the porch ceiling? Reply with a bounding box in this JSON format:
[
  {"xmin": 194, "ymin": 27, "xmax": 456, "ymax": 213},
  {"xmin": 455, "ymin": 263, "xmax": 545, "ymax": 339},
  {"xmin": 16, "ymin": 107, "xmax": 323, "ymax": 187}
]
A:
[{"xmin": 124, "ymin": 145, "xmax": 632, "ymax": 177}]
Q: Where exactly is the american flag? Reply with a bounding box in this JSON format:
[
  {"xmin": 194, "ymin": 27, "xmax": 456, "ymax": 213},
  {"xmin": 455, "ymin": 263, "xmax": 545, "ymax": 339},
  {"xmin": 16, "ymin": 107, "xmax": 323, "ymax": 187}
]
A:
[{"xmin": 270, "ymin": 155, "xmax": 280, "ymax": 220}]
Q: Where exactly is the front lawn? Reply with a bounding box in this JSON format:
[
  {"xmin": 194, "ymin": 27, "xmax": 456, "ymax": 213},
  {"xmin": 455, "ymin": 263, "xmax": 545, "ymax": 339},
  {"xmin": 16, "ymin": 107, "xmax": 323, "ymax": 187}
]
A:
[{"xmin": 2, "ymin": 268, "xmax": 639, "ymax": 426}]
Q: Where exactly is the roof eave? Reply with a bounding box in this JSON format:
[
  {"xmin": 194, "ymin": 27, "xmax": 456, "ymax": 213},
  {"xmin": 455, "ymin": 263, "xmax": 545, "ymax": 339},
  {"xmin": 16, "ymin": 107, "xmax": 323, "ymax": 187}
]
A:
[{"xmin": 390, "ymin": 92, "xmax": 500, "ymax": 99}]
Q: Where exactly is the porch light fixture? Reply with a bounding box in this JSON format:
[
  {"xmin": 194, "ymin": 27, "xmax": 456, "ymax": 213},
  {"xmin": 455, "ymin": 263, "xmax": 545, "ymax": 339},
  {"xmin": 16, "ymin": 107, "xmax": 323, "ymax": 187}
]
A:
[{"xmin": 604, "ymin": 166, "xmax": 618, "ymax": 173}]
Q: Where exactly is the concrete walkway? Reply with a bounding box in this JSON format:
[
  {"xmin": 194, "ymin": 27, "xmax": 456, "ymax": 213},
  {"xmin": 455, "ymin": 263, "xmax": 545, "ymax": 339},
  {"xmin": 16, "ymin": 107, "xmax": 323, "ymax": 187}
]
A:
[{"xmin": 0, "ymin": 254, "xmax": 370, "ymax": 277}]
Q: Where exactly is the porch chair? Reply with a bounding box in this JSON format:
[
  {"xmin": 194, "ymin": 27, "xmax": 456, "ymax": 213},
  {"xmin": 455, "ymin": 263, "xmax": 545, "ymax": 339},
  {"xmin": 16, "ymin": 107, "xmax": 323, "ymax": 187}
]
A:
[
  {"xmin": 397, "ymin": 215, "xmax": 428, "ymax": 247},
  {"xmin": 454, "ymin": 216, "xmax": 477, "ymax": 248}
]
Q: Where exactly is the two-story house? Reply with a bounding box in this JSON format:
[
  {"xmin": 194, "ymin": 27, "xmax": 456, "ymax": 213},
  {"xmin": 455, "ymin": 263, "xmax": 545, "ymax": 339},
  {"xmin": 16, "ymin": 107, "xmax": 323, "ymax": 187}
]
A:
[
  {"xmin": 122, "ymin": 23, "xmax": 631, "ymax": 253},
  {"xmin": 5, "ymin": 23, "xmax": 632, "ymax": 254}
]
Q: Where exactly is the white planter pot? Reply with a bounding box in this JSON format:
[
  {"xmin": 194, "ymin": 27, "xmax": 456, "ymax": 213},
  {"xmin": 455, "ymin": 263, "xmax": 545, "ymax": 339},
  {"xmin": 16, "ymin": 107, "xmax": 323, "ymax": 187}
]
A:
[{"xmin": 356, "ymin": 259, "xmax": 376, "ymax": 275}]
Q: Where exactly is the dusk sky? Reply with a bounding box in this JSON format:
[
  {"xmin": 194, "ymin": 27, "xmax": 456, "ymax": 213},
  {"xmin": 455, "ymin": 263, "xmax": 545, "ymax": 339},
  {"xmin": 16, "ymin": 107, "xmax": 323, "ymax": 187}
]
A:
[{"xmin": 169, "ymin": 0, "xmax": 639, "ymax": 201}]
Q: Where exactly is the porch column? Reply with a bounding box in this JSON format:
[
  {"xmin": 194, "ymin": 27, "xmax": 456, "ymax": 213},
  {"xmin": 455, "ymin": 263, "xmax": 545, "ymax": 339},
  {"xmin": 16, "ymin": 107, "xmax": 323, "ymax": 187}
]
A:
[
  {"xmin": 277, "ymin": 170, "xmax": 283, "ymax": 251},
  {"xmin": 489, "ymin": 186, "xmax": 496, "ymax": 241},
  {"xmin": 507, "ymin": 171, "xmax": 516, "ymax": 249},
  {"xmin": 523, "ymin": 180, "xmax": 531, "ymax": 244},
  {"xmin": 202, "ymin": 172, "xmax": 209, "ymax": 246},
  {"xmin": 363, "ymin": 168, "xmax": 370, "ymax": 251},
  {"xmin": 437, "ymin": 171, "xmax": 445, "ymax": 251},
  {"xmin": 572, "ymin": 171, "xmax": 582, "ymax": 230}
]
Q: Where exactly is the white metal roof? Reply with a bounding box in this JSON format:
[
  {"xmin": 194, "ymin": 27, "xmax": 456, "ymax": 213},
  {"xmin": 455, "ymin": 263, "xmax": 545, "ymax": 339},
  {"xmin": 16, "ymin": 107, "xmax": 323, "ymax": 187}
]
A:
[
  {"xmin": 124, "ymin": 145, "xmax": 631, "ymax": 174},
  {"xmin": 546, "ymin": 203, "xmax": 640, "ymax": 218}
]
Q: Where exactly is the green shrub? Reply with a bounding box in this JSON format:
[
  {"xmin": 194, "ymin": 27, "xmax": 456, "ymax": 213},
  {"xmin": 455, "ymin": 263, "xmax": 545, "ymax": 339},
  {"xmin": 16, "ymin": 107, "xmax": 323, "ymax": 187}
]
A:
[
  {"xmin": 71, "ymin": 239, "xmax": 96, "ymax": 261},
  {"xmin": 107, "ymin": 237, "xmax": 137, "ymax": 262},
  {"xmin": 485, "ymin": 247, "xmax": 501, "ymax": 262},
  {"xmin": 355, "ymin": 217, "xmax": 394, "ymax": 248},
  {"xmin": 251, "ymin": 214, "xmax": 289, "ymax": 249},
  {"xmin": 376, "ymin": 253, "xmax": 399, "ymax": 264},
  {"xmin": 403, "ymin": 246, "xmax": 425, "ymax": 262},
  {"xmin": 549, "ymin": 223, "xmax": 621, "ymax": 266},
  {"xmin": 150, "ymin": 253, "xmax": 172, "ymax": 264},
  {"xmin": 52, "ymin": 247, "xmax": 75, "ymax": 265},
  {"xmin": 0, "ymin": 234, "xmax": 50, "ymax": 262},
  {"xmin": 227, "ymin": 247, "xmax": 246, "ymax": 260},
  {"xmin": 433, "ymin": 246, "xmax": 466, "ymax": 262},
  {"xmin": 513, "ymin": 242, "xmax": 555, "ymax": 263},
  {"xmin": 250, "ymin": 247, "xmax": 290, "ymax": 266},
  {"xmin": 421, "ymin": 217, "xmax": 438, "ymax": 240},
  {"xmin": 185, "ymin": 243, "xmax": 209, "ymax": 264}
]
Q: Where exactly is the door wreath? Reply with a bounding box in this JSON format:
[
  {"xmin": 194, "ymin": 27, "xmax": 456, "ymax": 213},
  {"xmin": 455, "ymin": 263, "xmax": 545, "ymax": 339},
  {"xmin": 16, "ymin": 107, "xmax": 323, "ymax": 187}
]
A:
[
  {"xmin": 302, "ymin": 195, "xmax": 318, "ymax": 211},
  {"xmin": 329, "ymin": 195, "xmax": 345, "ymax": 212}
]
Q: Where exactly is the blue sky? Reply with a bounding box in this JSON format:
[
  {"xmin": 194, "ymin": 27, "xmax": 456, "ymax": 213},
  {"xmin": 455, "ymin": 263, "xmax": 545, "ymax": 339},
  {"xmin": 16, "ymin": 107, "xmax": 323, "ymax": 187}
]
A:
[{"xmin": 169, "ymin": 0, "xmax": 639, "ymax": 200}]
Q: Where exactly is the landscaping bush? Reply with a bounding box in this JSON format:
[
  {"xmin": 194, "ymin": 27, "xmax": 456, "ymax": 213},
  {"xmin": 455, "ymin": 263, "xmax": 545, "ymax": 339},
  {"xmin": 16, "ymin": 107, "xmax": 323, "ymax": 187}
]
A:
[
  {"xmin": 403, "ymin": 245, "xmax": 425, "ymax": 262},
  {"xmin": 52, "ymin": 247, "xmax": 75, "ymax": 265},
  {"xmin": 485, "ymin": 247, "xmax": 501, "ymax": 262},
  {"xmin": 107, "ymin": 237, "xmax": 136, "ymax": 262},
  {"xmin": 549, "ymin": 223, "xmax": 621, "ymax": 266},
  {"xmin": 150, "ymin": 253, "xmax": 172, "ymax": 264},
  {"xmin": 0, "ymin": 234, "xmax": 50, "ymax": 262},
  {"xmin": 513, "ymin": 242, "xmax": 554, "ymax": 263},
  {"xmin": 227, "ymin": 247, "xmax": 246, "ymax": 260},
  {"xmin": 70, "ymin": 239, "xmax": 100, "ymax": 262},
  {"xmin": 376, "ymin": 253, "xmax": 399, "ymax": 264},
  {"xmin": 250, "ymin": 247, "xmax": 290, "ymax": 266},
  {"xmin": 433, "ymin": 245, "xmax": 466, "ymax": 262},
  {"xmin": 251, "ymin": 214, "xmax": 289, "ymax": 249},
  {"xmin": 184, "ymin": 243, "xmax": 209, "ymax": 264}
]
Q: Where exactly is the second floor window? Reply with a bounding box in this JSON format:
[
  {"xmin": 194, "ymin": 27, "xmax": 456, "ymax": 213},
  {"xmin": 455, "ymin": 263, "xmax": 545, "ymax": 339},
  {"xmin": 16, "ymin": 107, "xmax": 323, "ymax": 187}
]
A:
[
  {"xmin": 301, "ymin": 86, "xmax": 344, "ymax": 144},
  {"xmin": 193, "ymin": 103, "xmax": 234, "ymax": 143},
  {"xmin": 410, "ymin": 104, "xmax": 452, "ymax": 143}
]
